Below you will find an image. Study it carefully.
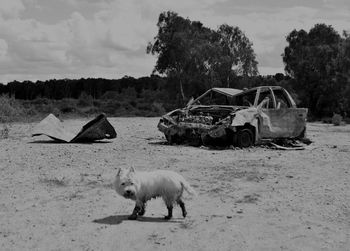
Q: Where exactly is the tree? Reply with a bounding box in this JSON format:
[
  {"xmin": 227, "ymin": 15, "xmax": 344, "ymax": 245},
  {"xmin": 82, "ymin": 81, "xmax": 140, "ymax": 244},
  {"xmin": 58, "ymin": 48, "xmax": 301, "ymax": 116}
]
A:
[
  {"xmin": 336, "ymin": 32, "xmax": 350, "ymax": 115},
  {"xmin": 147, "ymin": 12, "xmax": 207, "ymax": 101},
  {"xmin": 283, "ymin": 24, "xmax": 342, "ymax": 116},
  {"xmin": 216, "ymin": 24, "xmax": 258, "ymax": 87},
  {"xmin": 147, "ymin": 11, "xmax": 258, "ymax": 102}
]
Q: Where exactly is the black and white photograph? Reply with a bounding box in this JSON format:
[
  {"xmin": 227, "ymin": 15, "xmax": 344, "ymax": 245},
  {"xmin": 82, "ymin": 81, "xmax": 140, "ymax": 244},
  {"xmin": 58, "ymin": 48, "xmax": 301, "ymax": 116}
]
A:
[{"xmin": 0, "ymin": 0, "xmax": 349, "ymax": 250}]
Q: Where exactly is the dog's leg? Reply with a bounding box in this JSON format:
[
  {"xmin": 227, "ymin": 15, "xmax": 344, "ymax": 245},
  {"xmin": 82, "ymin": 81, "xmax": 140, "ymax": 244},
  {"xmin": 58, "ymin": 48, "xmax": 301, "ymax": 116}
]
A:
[
  {"xmin": 128, "ymin": 205, "xmax": 140, "ymax": 220},
  {"xmin": 128, "ymin": 200, "xmax": 143, "ymax": 220},
  {"xmin": 138, "ymin": 202, "xmax": 146, "ymax": 216},
  {"xmin": 164, "ymin": 205, "xmax": 173, "ymax": 220},
  {"xmin": 177, "ymin": 199, "xmax": 187, "ymax": 218}
]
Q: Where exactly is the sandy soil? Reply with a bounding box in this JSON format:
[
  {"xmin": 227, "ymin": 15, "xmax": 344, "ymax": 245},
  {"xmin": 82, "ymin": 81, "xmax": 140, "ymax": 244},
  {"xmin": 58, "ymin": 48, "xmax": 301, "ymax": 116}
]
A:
[{"xmin": 1, "ymin": 117, "xmax": 349, "ymax": 251}]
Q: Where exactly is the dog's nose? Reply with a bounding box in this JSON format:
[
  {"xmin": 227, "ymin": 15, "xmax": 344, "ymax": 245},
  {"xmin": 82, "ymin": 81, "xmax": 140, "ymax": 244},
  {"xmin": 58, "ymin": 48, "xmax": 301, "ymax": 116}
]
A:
[{"xmin": 126, "ymin": 190, "xmax": 132, "ymax": 194}]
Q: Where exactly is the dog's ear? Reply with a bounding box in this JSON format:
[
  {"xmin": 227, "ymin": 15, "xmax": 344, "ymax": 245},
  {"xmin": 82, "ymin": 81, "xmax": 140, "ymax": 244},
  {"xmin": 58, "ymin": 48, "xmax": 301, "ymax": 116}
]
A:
[{"xmin": 129, "ymin": 166, "xmax": 136, "ymax": 173}]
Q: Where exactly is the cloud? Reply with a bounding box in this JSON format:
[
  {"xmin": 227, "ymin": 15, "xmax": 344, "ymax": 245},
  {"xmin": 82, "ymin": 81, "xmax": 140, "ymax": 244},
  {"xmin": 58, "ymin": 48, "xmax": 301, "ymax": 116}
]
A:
[
  {"xmin": 0, "ymin": 39, "xmax": 9, "ymax": 59},
  {"xmin": 0, "ymin": 0, "xmax": 157, "ymax": 83},
  {"xmin": 0, "ymin": 0, "xmax": 349, "ymax": 83},
  {"xmin": 0, "ymin": 0, "xmax": 25, "ymax": 19}
]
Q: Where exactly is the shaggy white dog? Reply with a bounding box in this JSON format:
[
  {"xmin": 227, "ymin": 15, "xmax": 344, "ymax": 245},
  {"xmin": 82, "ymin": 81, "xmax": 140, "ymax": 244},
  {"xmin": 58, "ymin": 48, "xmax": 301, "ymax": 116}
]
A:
[{"xmin": 114, "ymin": 167, "xmax": 197, "ymax": 220}]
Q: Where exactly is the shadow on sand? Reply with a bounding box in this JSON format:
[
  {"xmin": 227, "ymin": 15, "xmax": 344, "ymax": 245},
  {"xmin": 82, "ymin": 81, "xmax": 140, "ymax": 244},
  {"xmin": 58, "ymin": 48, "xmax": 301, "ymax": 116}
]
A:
[
  {"xmin": 28, "ymin": 140, "xmax": 113, "ymax": 144},
  {"xmin": 148, "ymin": 141, "xmax": 169, "ymax": 145},
  {"xmin": 93, "ymin": 215, "xmax": 182, "ymax": 225}
]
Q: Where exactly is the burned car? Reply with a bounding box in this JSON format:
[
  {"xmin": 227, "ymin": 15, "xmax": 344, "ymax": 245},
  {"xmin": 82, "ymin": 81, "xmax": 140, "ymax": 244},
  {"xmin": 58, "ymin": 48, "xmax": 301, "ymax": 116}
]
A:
[{"xmin": 158, "ymin": 86, "xmax": 308, "ymax": 147}]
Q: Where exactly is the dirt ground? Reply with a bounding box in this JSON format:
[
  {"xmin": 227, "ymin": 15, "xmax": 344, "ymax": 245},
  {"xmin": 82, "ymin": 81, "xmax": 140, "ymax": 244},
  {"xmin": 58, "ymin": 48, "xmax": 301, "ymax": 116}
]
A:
[{"xmin": 0, "ymin": 117, "xmax": 349, "ymax": 251}]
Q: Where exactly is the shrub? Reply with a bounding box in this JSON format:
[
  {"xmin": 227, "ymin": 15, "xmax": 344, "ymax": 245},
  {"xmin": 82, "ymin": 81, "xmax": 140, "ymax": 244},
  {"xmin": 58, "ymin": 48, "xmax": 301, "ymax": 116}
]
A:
[
  {"xmin": 58, "ymin": 99, "xmax": 77, "ymax": 114},
  {"xmin": 332, "ymin": 113, "xmax": 342, "ymax": 126},
  {"xmin": 31, "ymin": 98, "xmax": 50, "ymax": 105},
  {"xmin": 0, "ymin": 95, "xmax": 24, "ymax": 122},
  {"xmin": 60, "ymin": 106, "xmax": 75, "ymax": 113},
  {"xmin": 137, "ymin": 102, "xmax": 151, "ymax": 111},
  {"xmin": 77, "ymin": 92, "xmax": 93, "ymax": 107},
  {"xmin": 343, "ymin": 116, "xmax": 350, "ymax": 124},
  {"xmin": 99, "ymin": 100, "xmax": 122, "ymax": 116},
  {"xmin": 93, "ymin": 100, "xmax": 101, "ymax": 107},
  {"xmin": 100, "ymin": 91, "xmax": 124, "ymax": 101},
  {"xmin": 151, "ymin": 102, "xmax": 166, "ymax": 115},
  {"xmin": 0, "ymin": 124, "xmax": 9, "ymax": 139}
]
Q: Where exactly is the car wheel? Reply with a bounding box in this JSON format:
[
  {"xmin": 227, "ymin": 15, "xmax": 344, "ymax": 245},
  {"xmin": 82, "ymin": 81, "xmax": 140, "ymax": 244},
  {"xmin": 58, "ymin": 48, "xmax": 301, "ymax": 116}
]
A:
[
  {"xmin": 165, "ymin": 134, "xmax": 172, "ymax": 143},
  {"xmin": 165, "ymin": 133, "xmax": 179, "ymax": 144},
  {"xmin": 235, "ymin": 128, "xmax": 253, "ymax": 148}
]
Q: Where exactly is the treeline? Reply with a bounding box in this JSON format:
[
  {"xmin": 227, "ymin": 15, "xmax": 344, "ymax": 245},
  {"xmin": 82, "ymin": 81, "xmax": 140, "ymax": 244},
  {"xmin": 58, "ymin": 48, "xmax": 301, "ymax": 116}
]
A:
[
  {"xmin": 0, "ymin": 76, "xmax": 165, "ymax": 100},
  {"xmin": 0, "ymin": 73, "xmax": 291, "ymax": 109},
  {"xmin": 0, "ymin": 73, "xmax": 297, "ymax": 123}
]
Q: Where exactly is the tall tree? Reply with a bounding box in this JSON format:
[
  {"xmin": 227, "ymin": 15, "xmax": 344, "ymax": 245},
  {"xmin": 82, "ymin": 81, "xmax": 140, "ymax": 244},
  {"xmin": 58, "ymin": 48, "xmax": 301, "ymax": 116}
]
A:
[
  {"xmin": 216, "ymin": 24, "xmax": 258, "ymax": 87},
  {"xmin": 147, "ymin": 11, "xmax": 258, "ymax": 102},
  {"xmin": 336, "ymin": 32, "xmax": 350, "ymax": 115},
  {"xmin": 147, "ymin": 11, "xmax": 210, "ymax": 101},
  {"xmin": 283, "ymin": 24, "xmax": 342, "ymax": 116}
]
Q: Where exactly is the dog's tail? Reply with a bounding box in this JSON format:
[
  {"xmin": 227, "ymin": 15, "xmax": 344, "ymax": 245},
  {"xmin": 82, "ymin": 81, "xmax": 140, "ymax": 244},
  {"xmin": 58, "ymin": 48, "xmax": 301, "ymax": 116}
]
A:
[{"xmin": 181, "ymin": 179, "xmax": 198, "ymax": 197}]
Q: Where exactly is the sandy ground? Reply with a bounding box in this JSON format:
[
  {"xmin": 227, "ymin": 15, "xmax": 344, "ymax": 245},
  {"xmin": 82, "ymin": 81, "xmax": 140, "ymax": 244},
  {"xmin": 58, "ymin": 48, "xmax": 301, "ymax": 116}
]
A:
[{"xmin": 0, "ymin": 117, "xmax": 350, "ymax": 251}]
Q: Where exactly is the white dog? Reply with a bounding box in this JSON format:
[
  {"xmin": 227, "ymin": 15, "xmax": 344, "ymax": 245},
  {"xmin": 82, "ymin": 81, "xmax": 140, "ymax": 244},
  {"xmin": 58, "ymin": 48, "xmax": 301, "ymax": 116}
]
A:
[{"xmin": 114, "ymin": 167, "xmax": 197, "ymax": 220}]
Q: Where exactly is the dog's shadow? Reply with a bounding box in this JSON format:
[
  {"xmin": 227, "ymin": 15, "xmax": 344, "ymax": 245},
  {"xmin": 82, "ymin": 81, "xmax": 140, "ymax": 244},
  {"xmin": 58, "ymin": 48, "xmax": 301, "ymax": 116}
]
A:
[{"xmin": 93, "ymin": 215, "xmax": 182, "ymax": 225}]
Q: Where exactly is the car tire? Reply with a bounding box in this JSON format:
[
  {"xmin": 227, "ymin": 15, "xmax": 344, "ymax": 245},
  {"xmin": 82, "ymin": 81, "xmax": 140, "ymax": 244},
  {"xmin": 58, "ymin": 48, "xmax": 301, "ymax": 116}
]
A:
[
  {"xmin": 165, "ymin": 134, "xmax": 172, "ymax": 143},
  {"xmin": 235, "ymin": 128, "xmax": 253, "ymax": 148},
  {"xmin": 165, "ymin": 134, "xmax": 179, "ymax": 144}
]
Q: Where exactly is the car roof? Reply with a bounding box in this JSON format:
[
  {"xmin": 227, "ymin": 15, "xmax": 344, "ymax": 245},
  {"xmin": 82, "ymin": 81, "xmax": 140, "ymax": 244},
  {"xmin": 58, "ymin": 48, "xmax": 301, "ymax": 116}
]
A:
[
  {"xmin": 211, "ymin": 88, "xmax": 243, "ymax": 97},
  {"xmin": 197, "ymin": 86, "xmax": 285, "ymax": 101},
  {"xmin": 242, "ymin": 86, "xmax": 284, "ymax": 92}
]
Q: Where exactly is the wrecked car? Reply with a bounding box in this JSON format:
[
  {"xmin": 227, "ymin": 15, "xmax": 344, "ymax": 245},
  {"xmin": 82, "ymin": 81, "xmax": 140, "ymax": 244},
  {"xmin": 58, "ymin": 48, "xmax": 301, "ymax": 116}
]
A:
[{"xmin": 158, "ymin": 86, "xmax": 308, "ymax": 147}]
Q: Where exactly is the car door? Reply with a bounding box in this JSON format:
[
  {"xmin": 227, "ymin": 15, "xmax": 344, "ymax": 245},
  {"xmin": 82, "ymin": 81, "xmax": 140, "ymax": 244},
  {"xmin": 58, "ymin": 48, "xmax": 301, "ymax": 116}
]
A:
[{"xmin": 258, "ymin": 88, "xmax": 307, "ymax": 139}]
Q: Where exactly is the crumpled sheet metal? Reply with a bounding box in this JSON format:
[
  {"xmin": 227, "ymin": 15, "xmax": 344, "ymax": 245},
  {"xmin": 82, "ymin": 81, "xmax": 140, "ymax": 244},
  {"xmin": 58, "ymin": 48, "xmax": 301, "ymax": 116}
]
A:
[
  {"xmin": 231, "ymin": 107, "xmax": 258, "ymax": 127},
  {"xmin": 32, "ymin": 113, "xmax": 117, "ymax": 143}
]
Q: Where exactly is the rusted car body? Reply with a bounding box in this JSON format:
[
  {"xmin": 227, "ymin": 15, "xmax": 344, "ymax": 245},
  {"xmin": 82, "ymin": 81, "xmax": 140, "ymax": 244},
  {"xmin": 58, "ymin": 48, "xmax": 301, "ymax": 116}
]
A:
[{"xmin": 158, "ymin": 86, "xmax": 308, "ymax": 147}]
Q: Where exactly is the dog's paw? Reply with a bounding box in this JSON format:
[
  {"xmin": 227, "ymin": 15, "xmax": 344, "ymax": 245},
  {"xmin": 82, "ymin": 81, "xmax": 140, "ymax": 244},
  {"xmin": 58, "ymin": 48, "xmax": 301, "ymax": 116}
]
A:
[
  {"xmin": 138, "ymin": 209, "xmax": 145, "ymax": 216},
  {"xmin": 164, "ymin": 215, "xmax": 172, "ymax": 220},
  {"xmin": 128, "ymin": 214, "xmax": 138, "ymax": 220}
]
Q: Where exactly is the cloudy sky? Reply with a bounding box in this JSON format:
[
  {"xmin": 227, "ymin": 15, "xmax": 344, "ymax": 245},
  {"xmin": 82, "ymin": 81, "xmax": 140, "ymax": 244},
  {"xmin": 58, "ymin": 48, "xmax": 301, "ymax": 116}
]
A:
[{"xmin": 0, "ymin": 0, "xmax": 349, "ymax": 83}]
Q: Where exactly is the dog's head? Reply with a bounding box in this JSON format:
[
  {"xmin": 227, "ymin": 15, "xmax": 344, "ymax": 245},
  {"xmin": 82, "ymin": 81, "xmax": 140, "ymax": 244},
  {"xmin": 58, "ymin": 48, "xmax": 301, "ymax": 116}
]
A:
[{"xmin": 114, "ymin": 167, "xmax": 138, "ymax": 200}]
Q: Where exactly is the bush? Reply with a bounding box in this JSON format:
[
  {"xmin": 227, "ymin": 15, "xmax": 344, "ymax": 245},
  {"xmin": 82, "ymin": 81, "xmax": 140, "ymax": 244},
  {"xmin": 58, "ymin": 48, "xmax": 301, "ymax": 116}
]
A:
[
  {"xmin": 0, "ymin": 124, "xmax": 9, "ymax": 139},
  {"xmin": 77, "ymin": 92, "xmax": 93, "ymax": 107},
  {"xmin": 99, "ymin": 100, "xmax": 122, "ymax": 116},
  {"xmin": 80, "ymin": 106, "xmax": 100, "ymax": 115},
  {"xmin": 137, "ymin": 102, "xmax": 151, "ymax": 111},
  {"xmin": 31, "ymin": 98, "xmax": 50, "ymax": 105},
  {"xmin": 343, "ymin": 117, "xmax": 350, "ymax": 124},
  {"xmin": 151, "ymin": 102, "xmax": 166, "ymax": 115},
  {"xmin": 332, "ymin": 113, "xmax": 342, "ymax": 126},
  {"xmin": 93, "ymin": 100, "xmax": 101, "ymax": 107},
  {"xmin": 57, "ymin": 99, "xmax": 77, "ymax": 114},
  {"xmin": 0, "ymin": 95, "xmax": 25, "ymax": 122},
  {"xmin": 100, "ymin": 91, "xmax": 120, "ymax": 100},
  {"xmin": 60, "ymin": 106, "xmax": 75, "ymax": 113}
]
